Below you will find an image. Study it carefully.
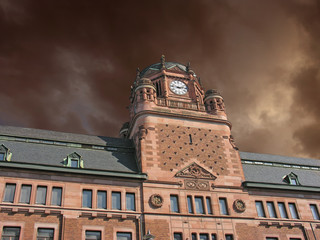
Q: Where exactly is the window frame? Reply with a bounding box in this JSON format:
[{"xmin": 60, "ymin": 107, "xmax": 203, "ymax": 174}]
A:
[
  {"xmin": 51, "ymin": 187, "xmax": 62, "ymax": 206},
  {"xmin": 310, "ymin": 204, "xmax": 320, "ymax": 220},
  {"xmin": 36, "ymin": 228, "xmax": 55, "ymax": 240},
  {"xmin": 170, "ymin": 195, "xmax": 180, "ymax": 213},
  {"xmin": 255, "ymin": 201, "xmax": 266, "ymax": 218},
  {"xmin": 219, "ymin": 198, "xmax": 229, "ymax": 215},
  {"xmin": 35, "ymin": 186, "xmax": 47, "ymax": 205},
  {"xmin": 173, "ymin": 232, "xmax": 183, "ymax": 240},
  {"xmin": 125, "ymin": 192, "xmax": 135, "ymax": 211},
  {"xmin": 82, "ymin": 189, "xmax": 93, "ymax": 208},
  {"xmin": 3, "ymin": 183, "xmax": 16, "ymax": 203},
  {"xmin": 277, "ymin": 202, "xmax": 288, "ymax": 219},
  {"xmin": 19, "ymin": 184, "xmax": 32, "ymax": 204},
  {"xmin": 112, "ymin": 192, "xmax": 122, "ymax": 210},
  {"xmin": 187, "ymin": 196, "xmax": 194, "ymax": 214},
  {"xmin": 206, "ymin": 197, "xmax": 213, "ymax": 214},
  {"xmin": 225, "ymin": 234, "xmax": 234, "ymax": 240},
  {"xmin": 34, "ymin": 223, "xmax": 59, "ymax": 240},
  {"xmin": 288, "ymin": 202, "xmax": 299, "ymax": 219},
  {"xmin": 266, "ymin": 201, "xmax": 277, "ymax": 218},
  {"xmin": 194, "ymin": 196, "xmax": 205, "ymax": 214},
  {"xmin": 97, "ymin": 190, "xmax": 107, "ymax": 209},
  {"xmin": 1, "ymin": 226, "xmax": 21, "ymax": 240}
]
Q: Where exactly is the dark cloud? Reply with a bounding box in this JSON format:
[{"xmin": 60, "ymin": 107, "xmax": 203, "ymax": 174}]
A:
[{"xmin": 0, "ymin": 0, "xmax": 320, "ymax": 158}]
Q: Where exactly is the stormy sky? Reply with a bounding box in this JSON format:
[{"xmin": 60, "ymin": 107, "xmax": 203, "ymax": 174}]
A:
[{"xmin": 0, "ymin": 0, "xmax": 319, "ymax": 159}]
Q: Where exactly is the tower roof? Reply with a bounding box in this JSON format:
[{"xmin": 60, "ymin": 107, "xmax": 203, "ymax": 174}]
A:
[{"xmin": 140, "ymin": 62, "xmax": 188, "ymax": 77}]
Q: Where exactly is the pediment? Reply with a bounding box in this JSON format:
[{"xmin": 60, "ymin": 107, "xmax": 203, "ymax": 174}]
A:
[{"xmin": 175, "ymin": 162, "xmax": 216, "ymax": 180}]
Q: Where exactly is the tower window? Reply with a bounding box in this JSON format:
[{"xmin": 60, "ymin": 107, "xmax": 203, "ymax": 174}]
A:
[
  {"xmin": 0, "ymin": 144, "xmax": 12, "ymax": 161},
  {"xmin": 64, "ymin": 152, "xmax": 84, "ymax": 168}
]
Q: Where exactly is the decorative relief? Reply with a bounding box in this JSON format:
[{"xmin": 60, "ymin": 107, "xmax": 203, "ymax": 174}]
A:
[
  {"xmin": 175, "ymin": 162, "xmax": 216, "ymax": 180},
  {"xmin": 185, "ymin": 180, "xmax": 210, "ymax": 191},
  {"xmin": 149, "ymin": 194, "xmax": 164, "ymax": 208},
  {"xmin": 233, "ymin": 199, "xmax": 246, "ymax": 212}
]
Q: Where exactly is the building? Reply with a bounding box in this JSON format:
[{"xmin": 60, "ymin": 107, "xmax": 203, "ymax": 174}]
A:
[{"xmin": 0, "ymin": 56, "xmax": 320, "ymax": 240}]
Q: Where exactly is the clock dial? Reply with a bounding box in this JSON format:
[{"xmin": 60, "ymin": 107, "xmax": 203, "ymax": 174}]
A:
[{"xmin": 169, "ymin": 80, "xmax": 188, "ymax": 95}]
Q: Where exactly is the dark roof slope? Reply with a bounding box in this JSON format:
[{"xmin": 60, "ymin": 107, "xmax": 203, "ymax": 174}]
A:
[
  {"xmin": 0, "ymin": 125, "xmax": 139, "ymax": 174},
  {"xmin": 240, "ymin": 151, "xmax": 320, "ymax": 188}
]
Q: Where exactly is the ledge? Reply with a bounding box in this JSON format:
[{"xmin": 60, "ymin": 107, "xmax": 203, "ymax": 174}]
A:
[
  {"xmin": 243, "ymin": 181, "xmax": 320, "ymax": 192},
  {"xmin": 0, "ymin": 161, "xmax": 148, "ymax": 180}
]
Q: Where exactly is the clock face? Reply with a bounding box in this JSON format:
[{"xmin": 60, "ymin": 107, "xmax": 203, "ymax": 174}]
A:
[{"xmin": 169, "ymin": 80, "xmax": 188, "ymax": 95}]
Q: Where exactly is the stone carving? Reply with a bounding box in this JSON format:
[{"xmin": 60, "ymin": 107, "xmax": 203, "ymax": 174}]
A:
[
  {"xmin": 149, "ymin": 194, "xmax": 163, "ymax": 208},
  {"xmin": 229, "ymin": 135, "xmax": 239, "ymax": 150},
  {"xmin": 175, "ymin": 162, "xmax": 216, "ymax": 180},
  {"xmin": 185, "ymin": 180, "xmax": 210, "ymax": 190},
  {"xmin": 233, "ymin": 199, "xmax": 246, "ymax": 212}
]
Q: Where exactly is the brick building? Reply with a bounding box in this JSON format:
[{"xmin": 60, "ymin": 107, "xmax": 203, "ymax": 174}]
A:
[{"xmin": 1, "ymin": 57, "xmax": 320, "ymax": 240}]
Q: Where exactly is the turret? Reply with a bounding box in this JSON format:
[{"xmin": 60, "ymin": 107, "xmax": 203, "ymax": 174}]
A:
[{"xmin": 204, "ymin": 89, "xmax": 226, "ymax": 117}]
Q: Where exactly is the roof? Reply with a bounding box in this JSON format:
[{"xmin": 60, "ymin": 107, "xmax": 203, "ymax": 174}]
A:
[
  {"xmin": 140, "ymin": 62, "xmax": 187, "ymax": 77},
  {"xmin": 0, "ymin": 125, "xmax": 141, "ymax": 176},
  {"xmin": 240, "ymin": 151, "xmax": 320, "ymax": 188}
]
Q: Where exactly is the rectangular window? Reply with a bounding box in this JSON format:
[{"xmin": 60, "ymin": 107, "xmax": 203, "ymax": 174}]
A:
[
  {"xmin": 191, "ymin": 233, "xmax": 197, "ymax": 240},
  {"xmin": 199, "ymin": 233, "xmax": 209, "ymax": 240},
  {"xmin": 117, "ymin": 232, "xmax": 132, "ymax": 240},
  {"xmin": 85, "ymin": 230, "xmax": 101, "ymax": 240},
  {"xmin": 112, "ymin": 192, "xmax": 121, "ymax": 210},
  {"xmin": 291, "ymin": 178, "xmax": 297, "ymax": 185},
  {"xmin": 51, "ymin": 187, "xmax": 62, "ymax": 206},
  {"xmin": 126, "ymin": 193, "xmax": 135, "ymax": 211},
  {"xmin": 225, "ymin": 234, "xmax": 233, "ymax": 240},
  {"xmin": 278, "ymin": 202, "xmax": 288, "ymax": 218},
  {"xmin": 289, "ymin": 238, "xmax": 301, "ymax": 240},
  {"xmin": 2, "ymin": 227, "xmax": 21, "ymax": 240},
  {"xmin": 266, "ymin": 238, "xmax": 278, "ymax": 240},
  {"xmin": 174, "ymin": 233, "xmax": 182, "ymax": 240},
  {"xmin": 82, "ymin": 190, "xmax": 92, "ymax": 208},
  {"xmin": 3, "ymin": 183, "xmax": 16, "ymax": 203},
  {"xmin": 0, "ymin": 153, "xmax": 4, "ymax": 161},
  {"xmin": 219, "ymin": 198, "xmax": 228, "ymax": 215},
  {"xmin": 71, "ymin": 159, "xmax": 78, "ymax": 168},
  {"xmin": 37, "ymin": 228, "xmax": 54, "ymax": 240},
  {"xmin": 19, "ymin": 184, "xmax": 32, "ymax": 204},
  {"xmin": 97, "ymin": 191, "xmax": 107, "ymax": 209},
  {"xmin": 36, "ymin": 186, "xmax": 47, "ymax": 205},
  {"xmin": 211, "ymin": 234, "xmax": 217, "ymax": 240},
  {"xmin": 288, "ymin": 203, "xmax": 299, "ymax": 219},
  {"xmin": 255, "ymin": 201, "xmax": 266, "ymax": 217},
  {"xmin": 187, "ymin": 196, "xmax": 194, "ymax": 213},
  {"xmin": 195, "ymin": 197, "xmax": 205, "ymax": 214},
  {"xmin": 170, "ymin": 195, "xmax": 179, "ymax": 213},
  {"xmin": 267, "ymin": 202, "xmax": 277, "ymax": 218},
  {"xmin": 206, "ymin": 197, "xmax": 212, "ymax": 214},
  {"xmin": 310, "ymin": 204, "xmax": 320, "ymax": 220}
]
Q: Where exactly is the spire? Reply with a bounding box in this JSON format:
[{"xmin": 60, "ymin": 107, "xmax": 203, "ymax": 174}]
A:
[
  {"xmin": 186, "ymin": 62, "xmax": 191, "ymax": 72},
  {"xmin": 161, "ymin": 55, "xmax": 166, "ymax": 69}
]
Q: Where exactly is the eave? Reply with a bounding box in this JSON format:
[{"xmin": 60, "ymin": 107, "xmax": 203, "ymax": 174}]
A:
[{"xmin": 243, "ymin": 181, "xmax": 320, "ymax": 193}]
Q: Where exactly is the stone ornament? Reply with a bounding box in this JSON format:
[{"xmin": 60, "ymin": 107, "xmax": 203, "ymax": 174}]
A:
[
  {"xmin": 185, "ymin": 180, "xmax": 210, "ymax": 191},
  {"xmin": 149, "ymin": 194, "xmax": 164, "ymax": 208},
  {"xmin": 175, "ymin": 162, "xmax": 216, "ymax": 180},
  {"xmin": 233, "ymin": 199, "xmax": 246, "ymax": 212}
]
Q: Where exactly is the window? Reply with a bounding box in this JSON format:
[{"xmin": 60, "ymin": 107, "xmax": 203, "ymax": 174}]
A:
[
  {"xmin": 0, "ymin": 153, "xmax": 4, "ymax": 161},
  {"xmin": 191, "ymin": 233, "xmax": 197, "ymax": 240},
  {"xmin": 51, "ymin": 187, "xmax": 62, "ymax": 206},
  {"xmin": 199, "ymin": 233, "xmax": 209, "ymax": 240},
  {"xmin": 211, "ymin": 234, "xmax": 217, "ymax": 240},
  {"xmin": 289, "ymin": 238, "xmax": 301, "ymax": 240},
  {"xmin": 112, "ymin": 192, "xmax": 121, "ymax": 210},
  {"xmin": 283, "ymin": 172, "xmax": 300, "ymax": 185},
  {"xmin": 266, "ymin": 238, "xmax": 278, "ymax": 240},
  {"xmin": 219, "ymin": 198, "xmax": 228, "ymax": 215},
  {"xmin": 126, "ymin": 193, "xmax": 135, "ymax": 211},
  {"xmin": 310, "ymin": 204, "xmax": 320, "ymax": 220},
  {"xmin": 19, "ymin": 184, "xmax": 31, "ymax": 204},
  {"xmin": 36, "ymin": 186, "xmax": 47, "ymax": 205},
  {"xmin": 1, "ymin": 227, "xmax": 20, "ymax": 240},
  {"xmin": 117, "ymin": 232, "xmax": 132, "ymax": 240},
  {"xmin": 174, "ymin": 233, "xmax": 182, "ymax": 240},
  {"xmin": 288, "ymin": 203, "xmax": 299, "ymax": 219},
  {"xmin": 278, "ymin": 202, "xmax": 288, "ymax": 218},
  {"xmin": 71, "ymin": 159, "xmax": 79, "ymax": 168},
  {"xmin": 195, "ymin": 197, "xmax": 205, "ymax": 214},
  {"xmin": 85, "ymin": 230, "xmax": 101, "ymax": 240},
  {"xmin": 187, "ymin": 196, "xmax": 194, "ymax": 213},
  {"xmin": 255, "ymin": 201, "xmax": 266, "ymax": 217},
  {"xmin": 225, "ymin": 234, "xmax": 233, "ymax": 240},
  {"xmin": 206, "ymin": 197, "xmax": 212, "ymax": 214},
  {"xmin": 267, "ymin": 202, "xmax": 277, "ymax": 218},
  {"xmin": 170, "ymin": 195, "xmax": 179, "ymax": 213},
  {"xmin": 82, "ymin": 190, "xmax": 92, "ymax": 208},
  {"xmin": 0, "ymin": 144, "xmax": 12, "ymax": 161},
  {"xmin": 37, "ymin": 228, "xmax": 54, "ymax": 240},
  {"xmin": 97, "ymin": 191, "xmax": 107, "ymax": 209},
  {"xmin": 3, "ymin": 183, "xmax": 16, "ymax": 203}
]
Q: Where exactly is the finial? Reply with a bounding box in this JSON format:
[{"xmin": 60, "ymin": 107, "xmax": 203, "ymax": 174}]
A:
[
  {"xmin": 161, "ymin": 55, "xmax": 165, "ymax": 69},
  {"xmin": 186, "ymin": 62, "xmax": 191, "ymax": 72},
  {"xmin": 136, "ymin": 68, "xmax": 140, "ymax": 77}
]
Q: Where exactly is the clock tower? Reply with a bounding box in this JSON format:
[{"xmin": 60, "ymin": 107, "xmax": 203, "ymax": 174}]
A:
[{"xmin": 121, "ymin": 56, "xmax": 244, "ymax": 187}]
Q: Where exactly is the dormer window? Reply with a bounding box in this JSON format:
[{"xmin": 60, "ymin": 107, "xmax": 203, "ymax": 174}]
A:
[
  {"xmin": 283, "ymin": 172, "xmax": 300, "ymax": 185},
  {"xmin": 0, "ymin": 144, "xmax": 12, "ymax": 161},
  {"xmin": 64, "ymin": 152, "xmax": 84, "ymax": 168}
]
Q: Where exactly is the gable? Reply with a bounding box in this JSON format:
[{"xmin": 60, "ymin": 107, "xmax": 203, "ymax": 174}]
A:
[{"xmin": 175, "ymin": 162, "xmax": 216, "ymax": 180}]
